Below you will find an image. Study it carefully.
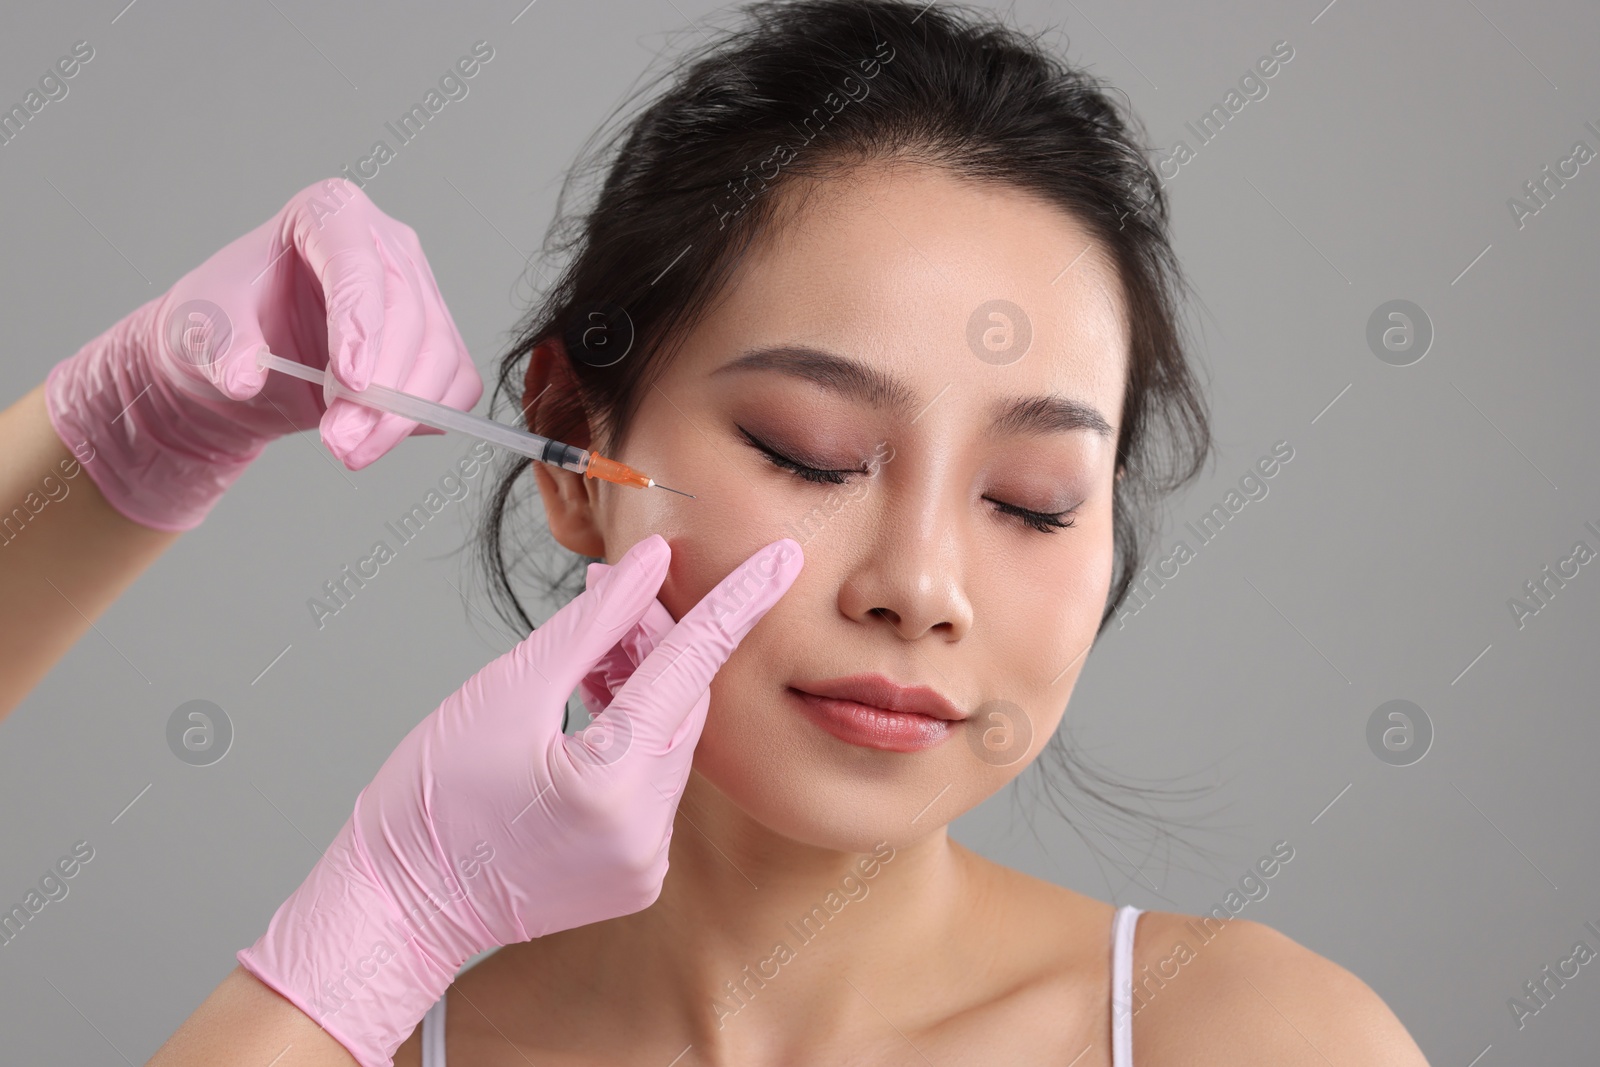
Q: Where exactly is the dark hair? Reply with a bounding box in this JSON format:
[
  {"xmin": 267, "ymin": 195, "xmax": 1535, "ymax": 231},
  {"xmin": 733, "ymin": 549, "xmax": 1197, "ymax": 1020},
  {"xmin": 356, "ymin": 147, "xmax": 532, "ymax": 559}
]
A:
[{"xmin": 472, "ymin": 0, "xmax": 1220, "ymax": 886}]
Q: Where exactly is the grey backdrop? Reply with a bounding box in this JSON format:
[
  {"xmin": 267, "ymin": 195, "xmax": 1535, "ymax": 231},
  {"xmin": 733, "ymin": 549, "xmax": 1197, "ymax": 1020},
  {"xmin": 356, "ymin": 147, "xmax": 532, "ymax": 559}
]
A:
[{"xmin": 2, "ymin": 0, "xmax": 1596, "ymax": 1063}]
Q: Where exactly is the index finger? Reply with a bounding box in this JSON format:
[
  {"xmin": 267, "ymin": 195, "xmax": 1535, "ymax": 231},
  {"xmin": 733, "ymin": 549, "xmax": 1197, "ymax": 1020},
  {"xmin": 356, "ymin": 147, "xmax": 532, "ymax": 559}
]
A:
[
  {"xmin": 600, "ymin": 538, "xmax": 803, "ymax": 756},
  {"xmin": 287, "ymin": 179, "xmax": 393, "ymax": 391}
]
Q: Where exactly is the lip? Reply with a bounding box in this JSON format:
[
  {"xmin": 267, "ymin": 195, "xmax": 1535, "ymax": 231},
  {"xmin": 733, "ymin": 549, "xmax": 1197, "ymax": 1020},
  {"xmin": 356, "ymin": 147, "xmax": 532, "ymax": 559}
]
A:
[
  {"xmin": 788, "ymin": 673, "xmax": 968, "ymax": 753},
  {"xmin": 793, "ymin": 674, "xmax": 969, "ymax": 720}
]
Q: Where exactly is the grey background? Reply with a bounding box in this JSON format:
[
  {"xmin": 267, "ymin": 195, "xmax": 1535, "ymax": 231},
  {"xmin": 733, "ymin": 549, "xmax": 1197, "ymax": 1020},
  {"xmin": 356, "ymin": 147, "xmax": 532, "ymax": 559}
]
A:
[{"xmin": 1, "ymin": 0, "xmax": 1595, "ymax": 1062}]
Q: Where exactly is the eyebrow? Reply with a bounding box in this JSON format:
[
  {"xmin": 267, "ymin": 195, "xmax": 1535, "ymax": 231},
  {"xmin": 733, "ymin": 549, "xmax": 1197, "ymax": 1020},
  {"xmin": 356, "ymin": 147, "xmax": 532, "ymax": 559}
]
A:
[{"xmin": 713, "ymin": 343, "xmax": 1115, "ymax": 440}]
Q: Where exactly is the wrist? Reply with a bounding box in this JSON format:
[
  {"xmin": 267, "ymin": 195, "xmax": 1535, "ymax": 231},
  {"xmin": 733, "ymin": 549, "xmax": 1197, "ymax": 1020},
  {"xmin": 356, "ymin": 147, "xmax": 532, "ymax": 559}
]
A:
[{"xmin": 237, "ymin": 804, "xmax": 491, "ymax": 1067}]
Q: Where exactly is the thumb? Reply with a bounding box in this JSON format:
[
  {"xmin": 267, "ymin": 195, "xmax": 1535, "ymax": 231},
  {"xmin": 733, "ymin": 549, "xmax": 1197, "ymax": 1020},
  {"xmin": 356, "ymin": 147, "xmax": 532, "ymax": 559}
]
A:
[{"xmin": 213, "ymin": 329, "xmax": 267, "ymax": 400}]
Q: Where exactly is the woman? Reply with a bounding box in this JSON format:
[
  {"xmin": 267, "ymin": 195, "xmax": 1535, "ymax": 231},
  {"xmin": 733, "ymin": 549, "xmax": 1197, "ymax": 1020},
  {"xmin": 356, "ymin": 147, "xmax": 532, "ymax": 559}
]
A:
[{"xmin": 3, "ymin": 1, "xmax": 1431, "ymax": 1063}]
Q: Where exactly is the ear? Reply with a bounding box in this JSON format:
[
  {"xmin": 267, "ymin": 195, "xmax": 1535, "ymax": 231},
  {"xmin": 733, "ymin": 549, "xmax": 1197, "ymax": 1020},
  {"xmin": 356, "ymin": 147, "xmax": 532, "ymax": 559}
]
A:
[{"xmin": 524, "ymin": 338, "xmax": 607, "ymax": 558}]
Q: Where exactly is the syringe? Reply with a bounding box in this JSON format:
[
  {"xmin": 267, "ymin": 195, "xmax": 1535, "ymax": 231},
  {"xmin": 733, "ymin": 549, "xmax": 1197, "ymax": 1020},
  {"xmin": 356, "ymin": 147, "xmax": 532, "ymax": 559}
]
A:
[{"xmin": 255, "ymin": 350, "xmax": 694, "ymax": 497}]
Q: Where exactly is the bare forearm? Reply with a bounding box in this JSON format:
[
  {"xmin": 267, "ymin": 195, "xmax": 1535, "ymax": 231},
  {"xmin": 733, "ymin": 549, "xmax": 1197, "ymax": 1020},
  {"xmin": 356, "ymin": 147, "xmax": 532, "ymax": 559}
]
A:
[
  {"xmin": 145, "ymin": 967, "xmax": 363, "ymax": 1067},
  {"xmin": 0, "ymin": 382, "xmax": 179, "ymax": 719}
]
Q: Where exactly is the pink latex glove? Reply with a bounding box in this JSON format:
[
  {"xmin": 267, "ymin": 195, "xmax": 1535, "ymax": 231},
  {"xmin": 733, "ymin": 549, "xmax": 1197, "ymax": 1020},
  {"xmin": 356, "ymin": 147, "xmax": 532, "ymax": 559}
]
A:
[
  {"xmin": 237, "ymin": 534, "xmax": 803, "ymax": 1067},
  {"xmin": 43, "ymin": 177, "xmax": 481, "ymax": 531},
  {"xmin": 576, "ymin": 561, "xmax": 677, "ymax": 718}
]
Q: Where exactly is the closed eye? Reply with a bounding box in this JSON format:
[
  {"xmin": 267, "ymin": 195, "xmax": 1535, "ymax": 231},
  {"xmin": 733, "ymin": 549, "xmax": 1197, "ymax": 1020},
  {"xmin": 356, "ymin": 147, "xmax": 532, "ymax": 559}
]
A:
[
  {"xmin": 739, "ymin": 425, "xmax": 1077, "ymax": 532},
  {"xmin": 738, "ymin": 426, "xmax": 860, "ymax": 485},
  {"xmin": 985, "ymin": 498, "xmax": 1077, "ymax": 533}
]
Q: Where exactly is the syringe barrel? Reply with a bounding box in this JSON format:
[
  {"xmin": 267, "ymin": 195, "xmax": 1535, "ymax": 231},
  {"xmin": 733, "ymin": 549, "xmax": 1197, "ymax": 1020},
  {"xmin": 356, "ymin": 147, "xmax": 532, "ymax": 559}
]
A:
[
  {"xmin": 537, "ymin": 438, "xmax": 590, "ymax": 474},
  {"xmin": 253, "ymin": 348, "xmax": 598, "ymax": 473}
]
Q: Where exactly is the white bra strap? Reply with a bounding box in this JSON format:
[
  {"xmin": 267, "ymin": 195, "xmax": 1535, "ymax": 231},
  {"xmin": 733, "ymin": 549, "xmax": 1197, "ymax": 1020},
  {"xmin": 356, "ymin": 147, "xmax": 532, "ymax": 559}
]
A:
[
  {"xmin": 1110, "ymin": 905, "xmax": 1143, "ymax": 1067},
  {"xmin": 420, "ymin": 992, "xmax": 447, "ymax": 1067}
]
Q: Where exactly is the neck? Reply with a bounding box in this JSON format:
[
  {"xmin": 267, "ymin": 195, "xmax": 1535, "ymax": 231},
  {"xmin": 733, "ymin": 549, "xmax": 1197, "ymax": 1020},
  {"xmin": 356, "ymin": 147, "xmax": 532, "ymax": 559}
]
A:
[{"xmin": 503, "ymin": 768, "xmax": 980, "ymax": 1059}]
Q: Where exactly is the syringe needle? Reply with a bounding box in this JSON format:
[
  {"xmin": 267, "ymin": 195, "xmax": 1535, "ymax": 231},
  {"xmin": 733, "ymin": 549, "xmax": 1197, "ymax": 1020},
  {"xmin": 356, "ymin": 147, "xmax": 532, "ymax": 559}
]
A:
[{"xmin": 649, "ymin": 482, "xmax": 696, "ymax": 499}]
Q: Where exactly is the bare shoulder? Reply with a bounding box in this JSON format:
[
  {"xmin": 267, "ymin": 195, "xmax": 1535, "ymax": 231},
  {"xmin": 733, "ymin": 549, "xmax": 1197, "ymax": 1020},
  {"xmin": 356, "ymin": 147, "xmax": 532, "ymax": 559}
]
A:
[{"xmin": 1128, "ymin": 910, "xmax": 1431, "ymax": 1066}]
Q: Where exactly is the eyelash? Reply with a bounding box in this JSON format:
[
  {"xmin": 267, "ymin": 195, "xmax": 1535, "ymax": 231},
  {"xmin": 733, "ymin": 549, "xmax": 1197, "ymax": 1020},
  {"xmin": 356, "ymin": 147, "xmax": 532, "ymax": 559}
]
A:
[{"xmin": 737, "ymin": 426, "xmax": 1078, "ymax": 534}]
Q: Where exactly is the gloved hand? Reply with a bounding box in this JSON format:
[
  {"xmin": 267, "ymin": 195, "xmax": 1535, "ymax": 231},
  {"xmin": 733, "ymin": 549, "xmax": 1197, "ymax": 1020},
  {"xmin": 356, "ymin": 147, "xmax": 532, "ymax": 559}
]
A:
[
  {"xmin": 575, "ymin": 560, "xmax": 677, "ymax": 719},
  {"xmin": 43, "ymin": 177, "xmax": 481, "ymax": 531},
  {"xmin": 237, "ymin": 534, "xmax": 803, "ymax": 1067}
]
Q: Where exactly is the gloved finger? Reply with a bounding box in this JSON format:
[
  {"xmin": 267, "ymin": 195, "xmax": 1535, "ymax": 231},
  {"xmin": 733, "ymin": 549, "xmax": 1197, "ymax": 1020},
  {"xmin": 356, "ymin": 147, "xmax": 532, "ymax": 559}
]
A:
[
  {"xmin": 338, "ymin": 241, "xmax": 474, "ymax": 466},
  {"xmin": 426, "ymin": 538, "xmax": 673, "ymax": 795},
  {"xmin": 302, "ymin": 191, "xmax": 421, "ymax": 453},
  {"xmin": 578, "ymin": 583, "xmax": 676, "ymax": 716},
  {"xmin": 393, "ymin": 352, "xmax": 485, "ymax": 438},
  {"xmin": 311, "ymin": 239, "xmax": 387, "ymax": 395},
  {"xmin": 341, "ymin": 345, "xmax": 463, "ymax": 459},
  {"xmin": 315, "ymin": 243, "xmax": 395, "ymax": 460},
  {"xmin": 214, "ymin": 333, "xmax": 270, "ymax": 402},
  {"xmin": 577, "ymin": 561, "xmax": 615, "ymax": 715},
  {"xmin": 288, "ymin": 180, "xmax": 395, "ymax": 393},
  {"xmin": 404, "ymin": 355, "xmax": 483, "ymax": 437},
  {"xmin": 322, "ymin": 235, "xmax": 428, "ymax": 466},
  {"xmin": 413, "ymin": 237, "xmax": 485, "ymax": 435},
  {"xmin": 394, "ymin": 203, "xmax": 487, "ymax": 423},
  {"xmin": 592, "ymin": 538, "xmax": 803, "ymax": 762},
  {"xmin": 391, "ymin": 216, "xmax": 474, "ymax": 375},
  {"xmin": 492, "ymin": 535, "xmax": 674, "ymax": 726},
  {"xmin": 579, "ymin": 563, "xmax": 659, "ymax": 697},
  {"xmin": 398, "ymin": 220, "xmax": 470, "ymax": 360}
]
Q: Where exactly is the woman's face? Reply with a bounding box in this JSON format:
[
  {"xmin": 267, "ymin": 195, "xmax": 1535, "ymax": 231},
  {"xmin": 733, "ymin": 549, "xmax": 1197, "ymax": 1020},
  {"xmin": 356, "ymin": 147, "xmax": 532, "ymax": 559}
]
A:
[{"xmin": 583, "ymin": 164, "xmax": 1128, "ymax": 851}]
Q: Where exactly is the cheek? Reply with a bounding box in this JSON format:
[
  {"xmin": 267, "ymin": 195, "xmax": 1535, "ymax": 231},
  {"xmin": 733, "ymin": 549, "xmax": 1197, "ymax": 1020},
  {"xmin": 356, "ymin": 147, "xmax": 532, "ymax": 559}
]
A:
[
  {"xmin": 976, "ymin": 516, "xmax": 1114, "ymax": 719},
  {"xmin": 596, "ymin": 462, "xmax": 783, "ymax": 621},
  {"xmin": 1009, "ymin": 524, "xmax": 1110, "ymax": 618},
  {"xmin": 652, "ymin": 516, "xmax": 795, "ymax": 625},
  {"xmin": 1051, "ymin": 525, "xmax": 1115, "ymax": 638}
]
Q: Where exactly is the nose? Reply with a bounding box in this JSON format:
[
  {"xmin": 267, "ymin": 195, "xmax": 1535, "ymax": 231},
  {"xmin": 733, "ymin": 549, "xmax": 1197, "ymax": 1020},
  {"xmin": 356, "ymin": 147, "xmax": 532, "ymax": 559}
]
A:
[{"xmin": 837, "ymin": 495, "xmax": 974, "ymax": 642}]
